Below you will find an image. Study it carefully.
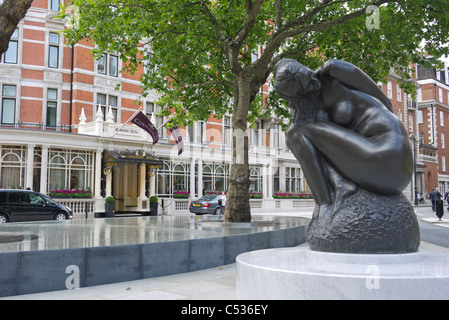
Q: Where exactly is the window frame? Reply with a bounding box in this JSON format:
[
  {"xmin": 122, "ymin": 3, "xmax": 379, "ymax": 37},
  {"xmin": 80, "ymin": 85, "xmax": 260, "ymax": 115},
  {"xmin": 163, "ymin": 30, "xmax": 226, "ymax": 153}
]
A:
[
  {"xmin": 2, "ymin": 29, "xmax": 19, "ymax": 64},
  {"xmin": 48, "ymin": 32, "xmax": 60, "ymax": 69},
  {"xmin": 46, "ymin": 88, "xmax": 58, "ymax": 127},
  {"xmin": 1, "ymin": 84, "xmax": 17, "ymax": 124}
]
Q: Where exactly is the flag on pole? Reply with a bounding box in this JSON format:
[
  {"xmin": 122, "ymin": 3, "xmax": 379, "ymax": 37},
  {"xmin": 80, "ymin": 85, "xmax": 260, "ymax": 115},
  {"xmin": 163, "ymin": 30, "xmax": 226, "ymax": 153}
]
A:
[
  {"xmin": 130, "ymin": 111, "xmax": 159, "ymax": 144},
  {"xmin": 169, "ymin": 126, "xmax": 184, "ymax": 155}
]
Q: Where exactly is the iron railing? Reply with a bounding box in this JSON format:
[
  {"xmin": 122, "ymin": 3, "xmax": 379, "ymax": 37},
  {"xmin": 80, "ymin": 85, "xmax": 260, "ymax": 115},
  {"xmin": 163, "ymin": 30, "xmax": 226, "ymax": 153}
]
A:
[{"xmin": 0, "ymin": 122, "xmax": 72, "ymax": 132}]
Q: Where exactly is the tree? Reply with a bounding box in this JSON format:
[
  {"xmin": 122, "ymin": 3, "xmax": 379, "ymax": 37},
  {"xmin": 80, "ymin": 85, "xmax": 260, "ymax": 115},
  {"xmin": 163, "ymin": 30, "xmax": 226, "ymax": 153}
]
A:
[
  {"xmin": 0, "ymin": 0, "xmax": 34, "ymax": 56},
  {"xmin": 60, "ymin": 0, "xmax": 449, "ymax": 222}
]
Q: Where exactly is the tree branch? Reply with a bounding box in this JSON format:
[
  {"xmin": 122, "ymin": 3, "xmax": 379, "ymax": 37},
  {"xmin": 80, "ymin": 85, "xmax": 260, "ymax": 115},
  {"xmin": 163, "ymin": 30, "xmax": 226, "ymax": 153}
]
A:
[
  {"xmin": 275, "ymin": 0, "xmax": 283, "ymax": 30},
  {"xmin": 235, "ymin": 0, "xmax": 266, "ymax": 45}
]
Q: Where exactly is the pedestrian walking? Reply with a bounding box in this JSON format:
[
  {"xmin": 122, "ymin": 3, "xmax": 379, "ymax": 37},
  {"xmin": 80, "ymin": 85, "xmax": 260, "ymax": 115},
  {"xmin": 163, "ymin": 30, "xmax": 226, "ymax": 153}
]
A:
[
  {"xmin": 432, "ymin": 188, "xmax": 444, "ymax": 220},
  {"xmin": 220, "ymin": 191, "xmax": 226, "ymax": 215}
]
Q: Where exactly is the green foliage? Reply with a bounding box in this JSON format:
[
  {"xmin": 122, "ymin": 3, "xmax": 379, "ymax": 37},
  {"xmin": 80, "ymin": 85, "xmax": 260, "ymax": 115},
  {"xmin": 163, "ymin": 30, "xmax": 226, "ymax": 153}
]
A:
[
  {"xmin": 59, "ymin": 0, "xmax": 449, "ymax": 132},
  {"xmin": 105, "ymin": 196, "xmax": 115, "ymax": 204},
  {"xmin": 149, "ymin": 195, "xmax": 158, "ymax": 203}
]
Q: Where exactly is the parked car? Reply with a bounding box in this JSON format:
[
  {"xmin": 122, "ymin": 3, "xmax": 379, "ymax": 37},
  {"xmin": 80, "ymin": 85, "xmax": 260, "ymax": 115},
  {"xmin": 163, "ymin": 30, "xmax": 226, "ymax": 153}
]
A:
[
  {"xmin": 189, "ymin": 194, "xmax": 222, "ymax": 215},
  {"xmin": 0, "ymin": 189, "xmax": 73, "ymax": 223}
]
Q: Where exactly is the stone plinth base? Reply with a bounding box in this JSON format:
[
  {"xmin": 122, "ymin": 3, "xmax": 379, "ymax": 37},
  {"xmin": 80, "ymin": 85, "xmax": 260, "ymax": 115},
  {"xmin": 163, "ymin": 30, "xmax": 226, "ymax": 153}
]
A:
[{"xmin": 236, "ymin": 247, "xmax": 449, "ymax": 300}]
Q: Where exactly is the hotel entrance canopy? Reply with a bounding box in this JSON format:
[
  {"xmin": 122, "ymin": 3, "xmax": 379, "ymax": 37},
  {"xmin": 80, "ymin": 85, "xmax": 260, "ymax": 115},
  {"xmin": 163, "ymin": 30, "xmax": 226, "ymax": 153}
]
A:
[{"xmin": 103, "ymin": 149, "xmax": 163, "ymax": 170}]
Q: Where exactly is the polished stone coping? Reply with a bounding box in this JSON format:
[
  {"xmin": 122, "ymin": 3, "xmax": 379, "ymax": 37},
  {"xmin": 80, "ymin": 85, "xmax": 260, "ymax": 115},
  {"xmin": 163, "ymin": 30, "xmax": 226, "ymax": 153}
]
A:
[
  {"xmin": 0, "ymin": 215, "xmax": 308, "ymax": 297},
  {"xmin": 236, "ymin": 246, "xmax": 449, "ymax": 300}
]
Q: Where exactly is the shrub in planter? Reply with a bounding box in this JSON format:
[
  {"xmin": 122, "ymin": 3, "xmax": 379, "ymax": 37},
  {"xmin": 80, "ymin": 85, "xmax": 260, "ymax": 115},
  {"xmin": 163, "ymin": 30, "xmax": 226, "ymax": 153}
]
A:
[
  {"xmin": 149, "ymin": 196, "xmax": 158, "ymax": 216},
  {"xmin": 105, "ymin": 196, "xmax": 115, "ymax": 217}
]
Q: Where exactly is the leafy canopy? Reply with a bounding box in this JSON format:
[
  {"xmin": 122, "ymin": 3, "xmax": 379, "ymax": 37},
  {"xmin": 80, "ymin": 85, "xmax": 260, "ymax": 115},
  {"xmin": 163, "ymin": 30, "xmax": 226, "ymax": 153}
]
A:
[{"xmin": 60, "ymin": 0, "xmax": 449, "ymax": 130}]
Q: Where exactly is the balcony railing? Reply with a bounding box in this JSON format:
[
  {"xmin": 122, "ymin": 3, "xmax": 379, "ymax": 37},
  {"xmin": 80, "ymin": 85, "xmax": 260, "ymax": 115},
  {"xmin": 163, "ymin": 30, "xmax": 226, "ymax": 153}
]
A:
[{"xmin": 0, "ymin": 122, "xmax": 72, "ymax": 132}]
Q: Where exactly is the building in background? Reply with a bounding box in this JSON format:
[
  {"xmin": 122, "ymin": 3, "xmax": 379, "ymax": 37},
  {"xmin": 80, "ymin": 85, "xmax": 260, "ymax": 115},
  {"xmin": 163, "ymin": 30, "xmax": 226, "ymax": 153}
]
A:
[
  {"xmin": 416, "ymin": 58, "xmax": 449, "ymax": 199},
  {"xmin": 0, "ymin": 0, "xmax": 308, "ymax": 216},
  {"xmin": 0, "ymin": 0, "xmax": 429, "ymax": 215}
]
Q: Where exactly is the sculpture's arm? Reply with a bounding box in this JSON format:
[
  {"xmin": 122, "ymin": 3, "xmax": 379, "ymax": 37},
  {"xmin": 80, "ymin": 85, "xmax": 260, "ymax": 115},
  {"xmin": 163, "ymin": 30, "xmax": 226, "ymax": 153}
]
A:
[{"xmin": 316, "ymin": 60, "xmax": 393, "ymax": 112}]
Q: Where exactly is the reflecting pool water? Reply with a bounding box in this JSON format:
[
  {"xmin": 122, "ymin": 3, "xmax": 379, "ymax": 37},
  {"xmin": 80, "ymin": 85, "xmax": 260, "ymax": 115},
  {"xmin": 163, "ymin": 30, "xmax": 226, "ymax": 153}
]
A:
[{"xmin": 0, "ymin": 215, "xmax": 309, "ymax": 252}]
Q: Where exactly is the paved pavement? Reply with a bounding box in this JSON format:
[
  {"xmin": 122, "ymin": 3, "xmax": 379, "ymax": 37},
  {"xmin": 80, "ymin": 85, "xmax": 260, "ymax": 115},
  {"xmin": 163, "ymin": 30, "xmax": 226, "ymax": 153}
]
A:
[{"xmin": 3, "ymin": 206, "xmax": 449, "ymax": 300}]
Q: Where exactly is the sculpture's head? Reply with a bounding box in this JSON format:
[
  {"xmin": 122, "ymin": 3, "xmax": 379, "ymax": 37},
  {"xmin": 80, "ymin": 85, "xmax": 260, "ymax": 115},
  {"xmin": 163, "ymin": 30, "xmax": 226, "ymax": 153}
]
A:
[{"xmin": 274, "ymin": 59, "xmax": 321, "ymax": 100}]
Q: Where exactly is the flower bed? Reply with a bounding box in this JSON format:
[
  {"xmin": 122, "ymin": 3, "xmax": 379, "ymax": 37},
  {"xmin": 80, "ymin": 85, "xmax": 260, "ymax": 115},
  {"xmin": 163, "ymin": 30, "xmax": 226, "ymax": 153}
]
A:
[
  {"xmin": 49, "ymin": 187, "xmax": 93, "ymax": 198},
  {"xmin": 273, "ymin": 192, "xmax": 313, "ymax": 199},
  {"xmin": 249, "ymin": 192, "xmax": 263, "ymax": 199},
  {"xmin": 173, "ymin": 190, "xmax": 190, "ymax": 198}
]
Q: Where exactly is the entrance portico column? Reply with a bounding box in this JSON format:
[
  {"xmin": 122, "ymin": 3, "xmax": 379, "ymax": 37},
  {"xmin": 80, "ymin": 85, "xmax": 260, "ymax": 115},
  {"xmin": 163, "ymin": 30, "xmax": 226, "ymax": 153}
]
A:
[
  {"xmin": 197, "ymin": 158, "xmax": 203, "ymax": 197},
  {"xmin": 94, "ymin": 149, "xmax": 104, "ymax": 213},
  {"xmin": 190, "ymin": 158, "xmax": 195, "ymax": 198},
  {"xmin": 262, "ymin": 164, "xmax": 269, "ymax": 199},
  {"xmin": 105, "ymin": 169, "xmax": 112, "ymax": 197},
  {"xmin": 40, "ymin": 145, "xmax": 49, "ymax": 194},
  {"xmin": 138, "ymin": 163, "xmax": 147, "ymax": 210},
  {"xmin": 26, "ymin": 144, "xmax": 35, "ymax": 190},
  {"xmin": 94, "ymin": 149, "xmax": 103, "ymax": 198}
]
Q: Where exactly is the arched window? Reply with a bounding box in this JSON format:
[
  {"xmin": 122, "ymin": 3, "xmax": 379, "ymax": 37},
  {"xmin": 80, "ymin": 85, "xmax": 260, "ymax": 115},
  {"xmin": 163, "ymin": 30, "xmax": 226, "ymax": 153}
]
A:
[
  {"xmin": 49, "ymin": 155, "xmax": 66, "ymax": 189},
  {"xmin": 215, "ymin": 166, "xmax": 225, "ymax": 191},
  {"xmin": 250, "ymin": 166, "xmax": 262, "ymax": 192},
  {"xmin": 155, "ymin": 160, "xmax": 190, "ymax": 197},
  {"xmin": 47, "ymin": 149, "xmax": 93, "ymax": 193},
  {"xmin": 157, "ymin": 161, "xmax": 171, "ymax": 196},
  {"xmin": 202, "ymin": 165, "xmax": 212, "ymax": 191},
  {"xmin": 173, "ymin": 164, "xmax": 187, "ymax": 191},
  {"xmin": 0, "ymin": 151, "xmax": 23, "ymax": 188},
  {"xmin": 70, "ymin": 156, "xmax": 86, "ymax": 189}
]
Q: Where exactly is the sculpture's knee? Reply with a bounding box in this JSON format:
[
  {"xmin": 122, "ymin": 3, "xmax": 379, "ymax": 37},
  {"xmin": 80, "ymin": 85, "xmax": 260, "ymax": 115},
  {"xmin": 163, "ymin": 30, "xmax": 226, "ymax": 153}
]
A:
[{"xmin": 286, "ymin": 125, "xmax": 306, "ymax": 148}]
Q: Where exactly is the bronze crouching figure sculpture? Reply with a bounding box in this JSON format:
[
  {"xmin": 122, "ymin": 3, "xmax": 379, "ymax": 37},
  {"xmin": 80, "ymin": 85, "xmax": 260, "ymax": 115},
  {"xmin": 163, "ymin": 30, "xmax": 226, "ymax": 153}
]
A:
[{"xmin": 274, "ymin": 59, "xmax": 420, "ymax": 253}]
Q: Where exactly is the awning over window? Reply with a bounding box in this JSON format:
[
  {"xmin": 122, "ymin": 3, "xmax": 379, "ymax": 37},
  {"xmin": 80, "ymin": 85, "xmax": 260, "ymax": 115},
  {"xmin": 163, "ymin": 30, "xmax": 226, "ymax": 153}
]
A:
[{"xmin": 103, "ymin": 149, "xmax": 163, "ymax": 169}]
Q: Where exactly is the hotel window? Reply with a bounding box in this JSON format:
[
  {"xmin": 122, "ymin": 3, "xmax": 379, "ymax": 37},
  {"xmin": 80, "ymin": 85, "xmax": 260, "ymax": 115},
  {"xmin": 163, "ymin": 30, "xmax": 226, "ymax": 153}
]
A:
[
  {"xmin": 442, "ymin": 133, "xmax": 445, "ymax": 149},
  {"xmin": 441, "ymin": 110, "xmax": 444, "ymax": 127},
  {"xmin": 272, "ymin": 124, "xmax": 280, "ymax": 148},
  {"xmin": 195, "ymin": 121, "xmax": 205, "ymax": 143},
  {"xmin": 97, "ymin": 53, "xmax": 118, "ymax": 77},
  {"xmin": 48, "ymin": 32, "xmax": 59, "ymax": 68},
  {"xmin": 223, "ymin": 116, "xmax": 231, "ymax": 146},
  {"xmin": 2, "ymin": 29, "xmax": 18, "ymax": 64},
  {"xmin": 285, "ymin": 167, "xmax": 301, "ymax": 193},
  {"xmin": 273, "ymin": 167, "xmax": 280, "ymax": 192},
  {"xmin": 187, "ymin": 121, "xmax": 205, "ymax": 144},
  {"xmin": 387, "ymin": 81, "xmax": 392, "ymax": 99},
  {"xmin": 48, "ymin": 149, "xmax": 93, "ymax": 191},
  {"xmin": 0, "ymin": 146, "xmax": 26, "ymax": 188},
  {"xmin": 146, "ymin": 102, "xmax": 165, "ymax": 138},
  {"xmin": 50, "ymin": 0, "xmax": 61, "ymax": 11},
  {"xmin": 96, "ymin": 93, "xmax": 118, "ymax": 122},
  {"xmin": 439, "ymin": 88, "xmax": 443, "ymax": 102},
  {"xmin": 1, "ymin": 85, "xmax": 16, "ymax": 124},
  {"xmin": 251, "ymin": 122, "xmax": 260, "ymax": 146},
  {"xmin": 418, "ymin": 110, "xmax": 423, "ymax": 124},
  {"xmin": 443, "ymin": 156, "xmax": 446, "ymax": 172},
  {"xmin": 46, "ymin": 88, "xmax": 58, "ymax": 127},
  {"xmin": 249, "ymin": 166, "xmax": 262, "ymax": 192},
  {"xmin": 396, "ymin": 84, "xmax": 401, "ymax": 102}
]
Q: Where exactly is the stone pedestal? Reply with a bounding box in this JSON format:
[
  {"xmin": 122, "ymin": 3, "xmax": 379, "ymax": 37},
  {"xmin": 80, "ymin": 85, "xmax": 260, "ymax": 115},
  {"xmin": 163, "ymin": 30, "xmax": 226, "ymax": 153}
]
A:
[{"xmin": 236, "ymin": 247, "xmax": 449, "ymax": 300}]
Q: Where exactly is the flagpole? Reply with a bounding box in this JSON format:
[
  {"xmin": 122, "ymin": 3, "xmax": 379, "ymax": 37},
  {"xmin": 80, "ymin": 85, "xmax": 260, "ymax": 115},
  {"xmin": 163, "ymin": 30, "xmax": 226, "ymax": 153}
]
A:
[{"xmin": 111, "ymin": 106, "xmax": 143, "ymax": 138}]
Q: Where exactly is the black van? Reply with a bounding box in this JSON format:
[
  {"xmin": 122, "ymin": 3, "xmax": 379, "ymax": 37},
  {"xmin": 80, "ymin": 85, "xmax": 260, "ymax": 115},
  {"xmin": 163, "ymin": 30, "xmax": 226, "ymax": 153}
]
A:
[{"xmin": 0, "ymin": 189, "xmax": 73, "ymax": 223}]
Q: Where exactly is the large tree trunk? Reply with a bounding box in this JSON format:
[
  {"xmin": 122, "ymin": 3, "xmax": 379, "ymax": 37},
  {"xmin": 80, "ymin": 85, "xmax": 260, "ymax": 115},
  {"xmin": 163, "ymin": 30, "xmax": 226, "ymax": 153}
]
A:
[
  {"xmin": 0, "ymin": 0, "xmax": 33, "ymax": 56},
  {"xmin": 224, "ymin": 76, "xmax": 252, "ymax": 222}
]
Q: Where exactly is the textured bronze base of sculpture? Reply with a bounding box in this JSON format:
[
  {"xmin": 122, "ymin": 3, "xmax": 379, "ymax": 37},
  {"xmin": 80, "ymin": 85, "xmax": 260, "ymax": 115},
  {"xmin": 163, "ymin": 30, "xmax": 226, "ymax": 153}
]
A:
[{"xmin": 306, "ymin": 164, "xmax": 420, "ymax": 253}]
